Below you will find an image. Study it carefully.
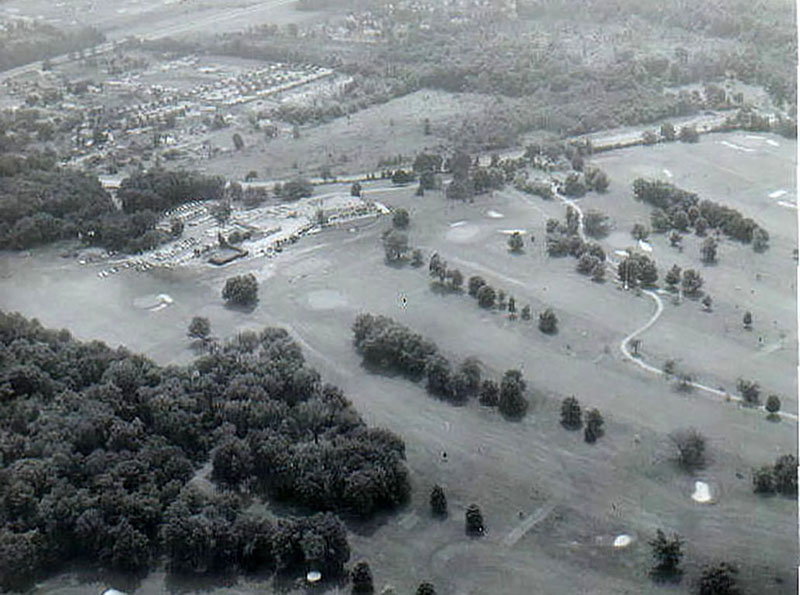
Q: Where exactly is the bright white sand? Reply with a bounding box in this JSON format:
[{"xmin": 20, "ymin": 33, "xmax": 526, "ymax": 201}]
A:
[
  {"xmin": 691, "ymin": 481, "xmax": 713, "ymax": 503},
  {"xmin": 766, "ymin": 139, "xmax": 780, "ymax": 147},
  {"xmin": 777, "ymin": 201, "xmax": 797, "ymax": 209},
  {"xmin": 613, "ymin": 534, "xmax": 633, "ymax": 548},
  {"xmin": 486, "ymin": 210, "xmax": 505, "ymax": 219},
  {"xmin": 307, "ymin": 570, "xmax": 322, "ymax": 583},
  {"xmin": 662, "ymin": 169, "xmax": 673, "ymax": 178},
  {"xmin": 638, "ymin": 240, "xmax": 653, "ymax": 253},
  {"xmin": 614, "ymin": 249, "xmax": 629, "ymax": 257},
  {"xmin": 769, "ymin": 190, "xmax": 787, "ymax": 199},
  {"xmin": 450, "ymin": 220, "xmax": 467, "ymax": 227},
  {"xmin": 499, "ymin": 229, "xmax": 526, "ymax": 235}
]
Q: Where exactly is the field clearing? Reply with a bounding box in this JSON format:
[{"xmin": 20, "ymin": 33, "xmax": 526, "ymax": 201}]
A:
[
  {"xmin": 1, "ymin": 137, "xmax": 796, "ymax": 594},
  {"xmin": 191, "ymin": 90, "xmax": 493, "ymax": 180}
]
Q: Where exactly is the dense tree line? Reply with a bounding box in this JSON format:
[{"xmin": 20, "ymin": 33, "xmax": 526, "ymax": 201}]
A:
[
  {"xmin": 0, "ymin": 160, "xmax": 226, "ymax": 252},
  {"xmin": 0, "ymin": 22, "xmax": 105, "ymax": 72},
  {"xmin": 352, "ymin": 314, "xmax": 528, "ymax": 418},
  {"xmin": 633, "ymin": 178, "xmax": 769, "ymax": 250},
  {"xmin": 0, "ymin": 312, "xmax": 409, "ymax": 590}
]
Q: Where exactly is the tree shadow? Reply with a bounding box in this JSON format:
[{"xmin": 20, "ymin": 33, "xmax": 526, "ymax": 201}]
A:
[
  {"xmin": 344, "ymin": 501, "xmax": 412, "ymax": 538},
  {"xmin": 224, "ymin": 300, "xmax": 258, "ymax": 314},
  {"xmin": 165, "ymin": 570, "xmax": 239, "ymax": 594},
  {"xmin": 649, "ymin": 569, "xmax": 684, "ymax": 585},
  {"xmin": 383, "ymin": 257, "xmax": 409, "ymax": 270}
]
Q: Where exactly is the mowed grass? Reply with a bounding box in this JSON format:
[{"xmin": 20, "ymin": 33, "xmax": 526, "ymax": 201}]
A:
[
  {"xmin": 4, "ymin": 135, "xmax": 796, "ymax": 594},
  {"xmin": 192, "ymin": 90, "xmax": 492, "ymax": 181},
  {"xmin": 588, "ymin": 132, "xmax": 797, "ymax": 411}
]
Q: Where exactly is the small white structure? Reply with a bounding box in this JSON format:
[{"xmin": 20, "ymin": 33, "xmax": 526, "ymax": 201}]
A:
[
  {"xmin": 691, "ymin": 481, "xmax": 713, "ymax": 503},
  {"xmin": 613, "ymin": 534, "xmax": 633, "ymax": 548},
  {"xmin": 307, "ymin": 570, "xmax": 322, "ymax": 583},
  {"xmin": 102, "ymin": 589, "xmax": 128, "ymax": 595}
]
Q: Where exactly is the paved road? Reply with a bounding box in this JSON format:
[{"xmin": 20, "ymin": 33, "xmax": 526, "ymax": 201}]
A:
[{"xmin": 553, "ymin": 189, "xmax": 799, "ymax": 422}]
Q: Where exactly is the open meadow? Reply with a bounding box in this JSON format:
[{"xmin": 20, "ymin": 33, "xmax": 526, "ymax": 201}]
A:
[{"xmin": 0, "ymin": 133, "xmax": 796, "ymax": 594}]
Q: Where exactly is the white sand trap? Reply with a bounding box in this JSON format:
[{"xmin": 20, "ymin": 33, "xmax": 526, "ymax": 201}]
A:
[
  {"xmin": 450, "ymin": 220, "xmax": 467, "ymax": 227},
  {"xmin": 499, "ymin": 229, "xmax": 526, "ymax": 235},
  {"xmin": 638, "ymin": 240, "xmax": 653, "ymax": 253},
  {"xmin": 446, "ymin": 224, "xmax": 480, "ymax": 243},
  {"xmin": 133, "ymin": 293, "xmax": 174, "ymax": 311},
  {"xmin": 746, "ymin": 135, "xmax": 765, "ymax": 140},
  {"xmin": 614, "ymin": 249, "xmax": 629, "ymax": 257},
  {"xmin": 769, "ymin": 190, "xmax": 787, "ymax": 199},
  {"xmin": 307, "ymin": 289, "xmax": 347, "ymax": 310},
  {"xmin": 720, "ymin": 140, "xmax": 755, "ymax": 153},
  {"xmin": 306, "ymin": 570, "xmax": 322, "ymax": 583},
  {"xmin": 613, "ymin": 534, "xmax": 633, "ymax": 548},
  {"xmin": 691, "ymin": 481, "xmax": 713, "ymax": 503},
  {"xmin": 662, "ymin": 169, "xmax": 673, "ymax": 178},
  {"xmin": 486, "ymin": 209, "xmax": 505, "ymax": 219},
  {"xmin": 777, "ymin": 201, "xmax": 797, "ymax": 209},
  {"xmin": 766, "ymin": 139, "xmax": 780, "ymax": 147}
]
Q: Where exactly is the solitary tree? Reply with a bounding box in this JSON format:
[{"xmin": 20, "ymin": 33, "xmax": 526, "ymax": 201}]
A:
[
  {"xmin": 736, "ymin": 378, "xmax": 760, "ymax": 405},
  {"xmin": 584, "ymin": 408, "xmax": 604, "ymax": 443},
  {"xmin": 446, "ymin": 269, "xmax": 464, "ymax": 292},
  {"xmin": 222, "ymin": 274, "xmax": 258, "ymax": 306},
  {"xmin": 681, "ymin": 269, "xmax": 703, "ymax": 295},
  {"xmin": 351, "ymin": 181, "xmax": 362, "ymax": 197},
  {"xmin": 499, "ymin": 369, "xmax": 528, "ymax": 418},
  {"xmin": 701, "ymin": 237, "xmax": 718, "ymax": 264},
  {"xmin": 520, "ymin": 305, "xmax": 532, "ymax": 320},
  {"xmin": 351, "ymin": 561, "xmax": 374, "ymax": 594},
  {"xmin": 187, "ymin": 316, "xmax": 211, "ymax": 341},
  {"xmin": 468, "ymin": 275, "xmax": 486, "ymax": 297},
  {"xmin": 477, "ymin": 285, "xmax": 496, "ymax": 309},
  {"xmin": 743, "ymin": 311, "xmax": 752, "ymax": 330},
  {"xmin": 679, "ymin": 125, "xmax": 699, "ymax": 143},
  {"xmin": 561, "ymin": 396, "xmax": 582, "ymax": 429},
  {"xmin": 508, "ymin": 232, "xmax": 524, "ymax": 253},
  {"xmin": 702, "ymin": 295, "xmax": 713, "ymax": 311},
  {"xmin": 538, "ymin": 308, "xmax": 558, "ymax": 334},
  {"xmin": 765, "ymin": 395, "xmax": 781, "ymax": 418},
  {"xmin": 232, "ymin": 133, "xmax": 244, "ymax": 151},
  {"xmin": 507, "ymin": 296, "xmax": 517, "ymax": 318},
  {"xmin": 665, "ymin": 265, "xmax": 682, "ymax": 290},
  {"xmin": 382, "ymin": 230, "xmax": 409, "ymax": 261},
  {"xmin": 752, "ymin": 466, "xmax": 775, "ymax": 494},
  {"xmin": 416, "ymin": 583, "xmax": 436, "ymax": 595},
  {"xmin": 465, "ymin": 504, "xmax": 484, "ymax": 535},
  {"xmin": 669, "ymin": 428, "xmax": 706, "ymax": 470},
  {"xmin": 698, "ymin": 562, "xmax": 739, "ymax": 595},
  {"xmin": 631, "ymin": 223, "xmax": 650, "ymax": 241},
  {"xmin": 392, "ymin": 208, "xmax": 410, "ymax": 229},
  {"xmin": 649, "ymin": 530, "xmax": 684, "ymax": 576},
  {"xmin": 430, "ymin": 485, "xmax": 447, "ymax": 517},
  {"xmin": 411, "ymin": 249, "xmax": 424, "ymax": 267}
]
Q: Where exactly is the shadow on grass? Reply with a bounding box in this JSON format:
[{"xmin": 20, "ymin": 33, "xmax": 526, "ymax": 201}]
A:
[
  {"xmin": 223, "ymin": 300, "xmax": 259, "ymax": 314},
  {"xmin": 344, "ymin": 500, "xmax": 413, "ymax": 538},
  {"xmin": 165, "ymin": 570, "xmax": 239, "ymax": 594},
  {"xmin": 649, "ymin": 569, "xmax": 684, "ymax": 585}
]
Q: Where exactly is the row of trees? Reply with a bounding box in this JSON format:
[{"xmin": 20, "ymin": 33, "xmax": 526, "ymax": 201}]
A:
[
  {"xmin": 352, "ymin": 313, "xmax": 529, "ymax": 418},
  {"xmin": 634, "ymin": 178, "xmax": 769, "ymax": 251},
  {"xmin": 0, "ymin": 312, "xmax": 409, "ymax": 590},
  {"xmin": 752, "ymin": 454, "xmax": 797, "ymax": 496},
  {"xmin": 560, "ymin": 397, "xmax": 605, "ymax": 443}
]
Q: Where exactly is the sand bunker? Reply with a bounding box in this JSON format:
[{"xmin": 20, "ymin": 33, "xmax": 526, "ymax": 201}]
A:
[
  {"xmin": 446, "ymin": 224, "xmax": 480, "ymax": 243},
  {"xmin": 662, "ymin": 169, "xmax": 673, "ymax": 178},
  {"xmin": 306, "ymin": 570, "xmax": 322, "ymax": 583},
  {"xmin": 133, "ymin": 293, "xmax": 174, "ymax": 311},
  {"xmin": 769, "ymin": 190, "xmax": 787, "ymax": 199},
  {"xmin": 766, "ymin": 139, "xmax": 780, "ymax": 147},
  {"xmin": 614, "ymin": 249, "xmax": 629, "ymax": 257},
  {"xmin": 777, "ymin": 201, "xmax": 797, "ymax": 209},
  {"xmin": 307, "ymin": 289, "xmax": 347, "ymax": 310},
  {"xmin": 486, "ymin": 210, "xmax": 505, "ymax": 219},
  {"xmin": 499, "ymin": 229, "xmax": 526, "ymax": 235},
  {"xmin": 450, "ymin": 221, "xmax": 467, "ymax": 228},
  {"xmin": 638, "ymin": 240, "xmax": 653, "ymax": 253},
  {"xmin": 691, "ymin": 481, "xmax": 713, "ymax": 503},
  {"xmin": 613, "ymin": 534, "xmax": 633, "ymax": 548}
]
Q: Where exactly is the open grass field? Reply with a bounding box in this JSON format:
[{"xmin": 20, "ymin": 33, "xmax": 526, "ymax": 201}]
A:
[{"xmin": 0, "ymin": 135, "xmax": 796, "ymax": 594}]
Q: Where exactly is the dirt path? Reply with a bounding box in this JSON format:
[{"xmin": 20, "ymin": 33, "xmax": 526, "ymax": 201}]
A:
[{"xmin": 551, "ymin": 188, "xmax": 800, "ymax": 422}]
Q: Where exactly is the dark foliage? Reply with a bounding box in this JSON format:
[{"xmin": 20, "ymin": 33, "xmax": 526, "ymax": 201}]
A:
[
  {"xmin": 649, "ymin": 529, "xmax": 684, "ymax": 575},
  {"xmin": 560, "ymin": 397, "xmax": 582, "ymax": 429},
  {"xmin": 698, "ymin": 562, "xmax": 739, "ymax": 595},
  {"xmin": 0, "ymin": 312, "xmax": 409, "ymax": 589},
  {"xmin": 430, "ymin": 485, "xmax": 447, "ymax": 517},
  {"xmin": 222, "ymin": 274, "xmax": 259, "ymax": 306},
  {"xmin": 498, "ymin": 369, "xmax": 529, "ymax": 418},
  {"xmin": 465, "ymin": 504, "xmax": 484, "ymax": 536}
]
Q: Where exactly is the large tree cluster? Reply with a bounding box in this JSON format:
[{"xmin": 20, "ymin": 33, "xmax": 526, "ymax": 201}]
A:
[
  {"xmin": 0, "ymin": 312, "xmax": 409, "ymax": 590},
  {"xmin": 352, "ymin": 314, "xmax": 528, "ymax": 418},
  {"xmin": 633, "ymin": 179, "xmax": 768, "ymax": 250}
]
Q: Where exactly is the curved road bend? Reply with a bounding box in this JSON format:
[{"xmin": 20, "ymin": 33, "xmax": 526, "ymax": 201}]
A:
[{"xmin": 552, "ymin": 189, "xmax": 798, "ymax": 422}]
